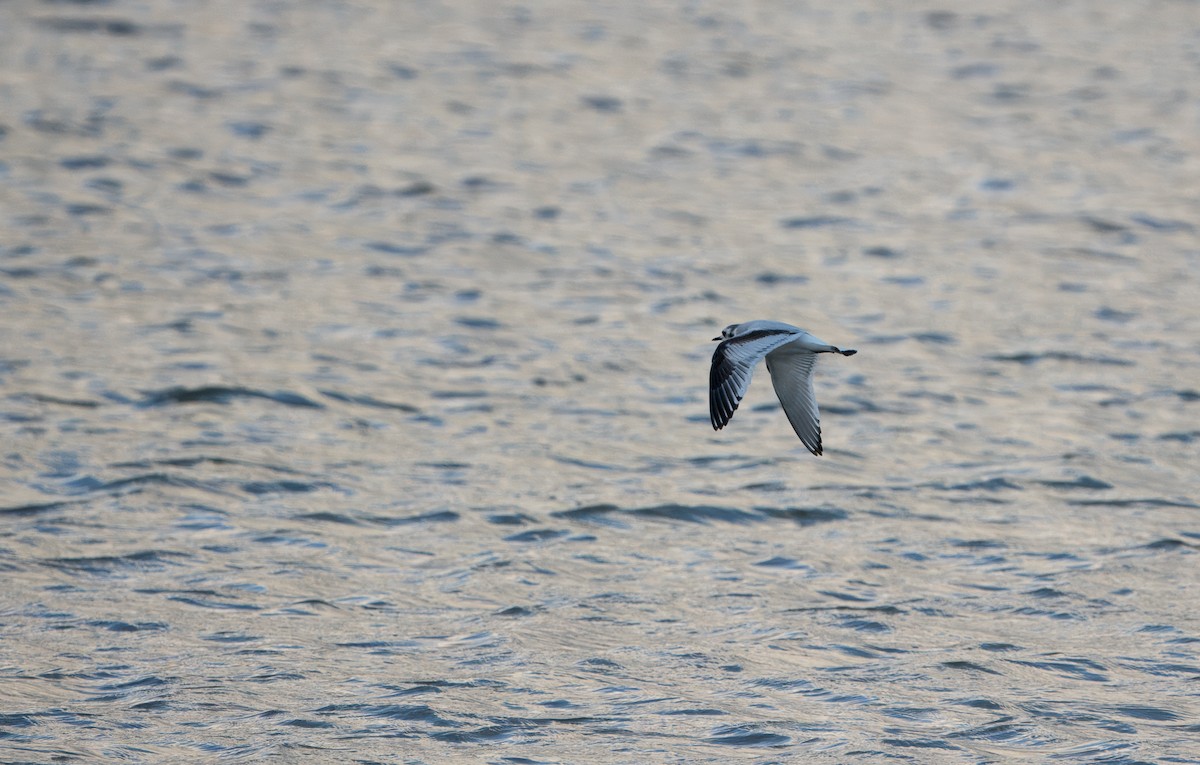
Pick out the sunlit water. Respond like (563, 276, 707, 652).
(1, 2, 1198, 763)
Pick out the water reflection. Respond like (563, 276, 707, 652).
(1, 0, 1198, 762)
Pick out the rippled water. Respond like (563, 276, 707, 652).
(2, 1, 1199, 762)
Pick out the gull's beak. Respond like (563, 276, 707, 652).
(712, 336, 721, 341)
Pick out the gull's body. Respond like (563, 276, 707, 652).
(709, 320, 857, 456)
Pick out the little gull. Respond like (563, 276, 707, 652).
(709, 320, 857, 456)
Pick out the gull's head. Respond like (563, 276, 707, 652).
(713, 323, 741, 341)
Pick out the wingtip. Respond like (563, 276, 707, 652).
(806, 425, 823, 456)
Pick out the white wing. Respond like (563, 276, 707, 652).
(764, 346, 823, 456)
(709, 329, 800, 431)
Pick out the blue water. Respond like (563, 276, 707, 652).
(1, 2, 1198, 763)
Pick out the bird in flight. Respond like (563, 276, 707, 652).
(709, 320, 857, 456)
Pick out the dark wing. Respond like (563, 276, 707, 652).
(709, 330, 799, 430)
(764, 347, 822, 455)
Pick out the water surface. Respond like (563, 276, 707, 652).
(1, 2, 1198, 762)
